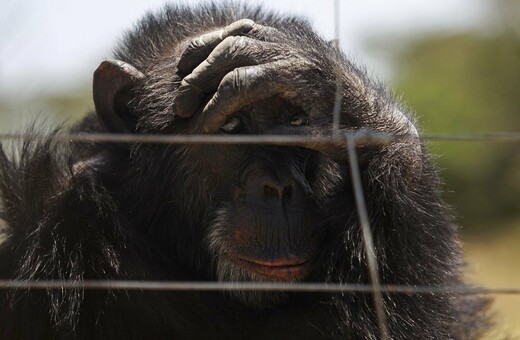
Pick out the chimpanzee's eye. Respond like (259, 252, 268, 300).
(289, 113, 308, 126)
(220, 115, 243, 133)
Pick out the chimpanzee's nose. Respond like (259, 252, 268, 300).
(262, 180, 293, 201)
(241, 172, 305, 207)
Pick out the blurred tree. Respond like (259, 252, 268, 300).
(393, 16, 520, 232)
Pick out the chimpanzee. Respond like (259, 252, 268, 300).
(0, 2, 488, 339)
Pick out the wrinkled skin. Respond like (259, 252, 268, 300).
(0, 4, 488, 340)
(176, 20, 333, 131)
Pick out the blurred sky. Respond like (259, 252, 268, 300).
(0, 0, 492, 99)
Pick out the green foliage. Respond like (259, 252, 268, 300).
(394, 33, 520, 232)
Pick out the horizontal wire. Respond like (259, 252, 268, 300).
(0, 280, 518, 295)
(0, 132, 387, 146)
(0, 132, 519, 145)
(421, 132, 520, 142)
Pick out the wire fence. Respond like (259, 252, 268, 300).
(0, 280, 519, 295)
(0, 129, 518, 340)
(0, 1, 519, 339)
(1, 131, 520, 144)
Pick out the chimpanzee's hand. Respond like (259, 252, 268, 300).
(174, 19, 334, 133)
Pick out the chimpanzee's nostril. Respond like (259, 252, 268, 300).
(283, 186, 292, 200)
(263, 182, 293, 200)
(263, 183, 281, 198)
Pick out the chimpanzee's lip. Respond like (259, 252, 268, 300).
(231, 256, 310, 280)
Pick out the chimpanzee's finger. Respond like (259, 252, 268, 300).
(175, 36, 281, 118)
(177, 19, 254, 75)
(200, 59, 308, 133)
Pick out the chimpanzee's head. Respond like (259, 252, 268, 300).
(93, 59, 347, 306)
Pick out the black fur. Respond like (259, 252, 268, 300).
(0, 2, 488, 339)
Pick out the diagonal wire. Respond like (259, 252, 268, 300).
(346, 133, 391, 340)
(333, 4, 389, 336)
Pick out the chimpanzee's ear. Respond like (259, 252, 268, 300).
(93, 60, 144, 133)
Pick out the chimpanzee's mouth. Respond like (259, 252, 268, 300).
(231, 256, 310, 280)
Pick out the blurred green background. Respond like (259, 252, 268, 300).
(391, 4, 520, 336)
(393, 26, 520, 233)
(381, 2, 520, 336)
(0, 0, 518, 337)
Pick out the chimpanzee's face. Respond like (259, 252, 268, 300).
(161, 98, 345, 305)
